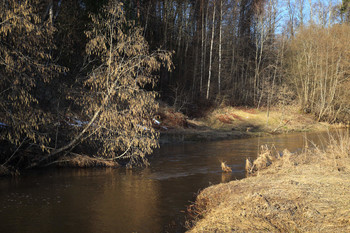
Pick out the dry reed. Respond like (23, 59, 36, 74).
(221, 161, 232, 173)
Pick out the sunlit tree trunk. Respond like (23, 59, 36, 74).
(218, 0, 223, 95)
(200, 0, 205, 93)
(229, 1, 238, 95)
(206, 2, 216, 99)
(203, 0, 210, 95)
(254, 8, 265, 107)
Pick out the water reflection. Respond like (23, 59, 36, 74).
(0, 129, 344, 233)
(221, 172, 233, 183)
(0, 169, 161, 233)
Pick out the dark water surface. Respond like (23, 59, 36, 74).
(0, 130, 340, 233)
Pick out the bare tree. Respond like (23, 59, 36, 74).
(286, 24, 350, 122)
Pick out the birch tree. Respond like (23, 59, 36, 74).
(206, 1, 216, 99)
(218, 0, 223, 95)
(200, 0, 205, 93)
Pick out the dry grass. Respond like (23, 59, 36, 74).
(218, 115, 235, 124)
(158, 104, 341, 144)
(188, 132, 350, 233)
(156, 105, 189, 129)
(221, 161, 232, 173)
(200, 105, 332, 133)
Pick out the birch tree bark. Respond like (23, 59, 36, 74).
(218, 0, 223, 95)
(200, 0, 205, 93)
(206, 1, 216, 99)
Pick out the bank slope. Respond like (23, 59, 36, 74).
(188, 135, 350, 232)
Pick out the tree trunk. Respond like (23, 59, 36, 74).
(203, 1, 210, 95)
(163, 0, 168, 47)
(200, 0, 205, 93)
(218, 0, 222, 95)
(308, 0, 313, 23)
(206, 2, 216, 100)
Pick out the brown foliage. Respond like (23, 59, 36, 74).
(156, 107, 189, 129)
(217, 115, 234, 124)
(0, 0, 172, 170)
(66, 1, 173, 166)
(0, 1, 64, 164)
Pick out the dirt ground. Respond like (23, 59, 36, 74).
(187, 133, 350, 232)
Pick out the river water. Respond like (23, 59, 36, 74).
(0, 130, 340, 233)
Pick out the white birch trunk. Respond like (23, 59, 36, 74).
(200, 0, 205, 93)
(218, 0, 222, 95)
(206, 2, 216, 99)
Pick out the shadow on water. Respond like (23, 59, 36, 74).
(0, 129, 345, 233)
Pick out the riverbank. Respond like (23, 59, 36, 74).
(158, 104, 340, 144)
(0, 104, 341, 176)
(187, 132, 350, 232)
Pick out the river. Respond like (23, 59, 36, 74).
(0, 130, 340, 233)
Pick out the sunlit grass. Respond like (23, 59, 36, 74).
(199, 105, 332, 133)
(188, 131, 350, 232)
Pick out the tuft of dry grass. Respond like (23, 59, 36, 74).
(156, 104, 189, 129)
(217, 115, 234, 124)
(245, 145, 293, 175)
(246, 145, 279, 174)
(230, 113, 244, 121)
(221, 161, 232, 173)
(188, 132, 350, 232)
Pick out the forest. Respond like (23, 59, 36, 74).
(0, 0, 350, 174)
